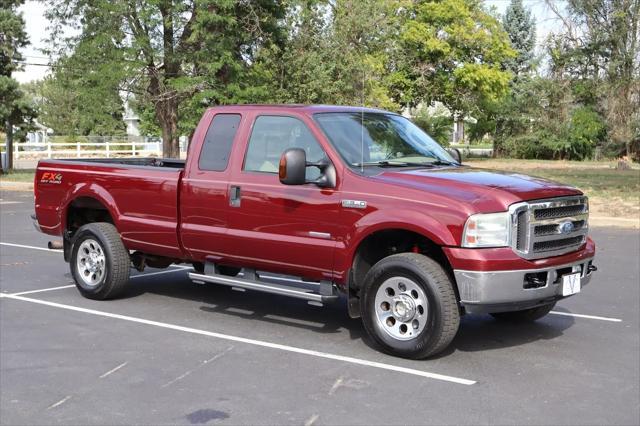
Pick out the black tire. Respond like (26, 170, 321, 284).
(70, 222, 130, 300)
(360, 253, 460, 359)
(490, 302, 556, 322)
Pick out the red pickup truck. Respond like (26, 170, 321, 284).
(33, 105, 596, 358)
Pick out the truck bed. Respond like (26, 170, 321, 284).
(51, 157, 186, 169)
(35, 157, 184, 259)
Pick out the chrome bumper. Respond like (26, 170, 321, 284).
(454, 257, 595, 314)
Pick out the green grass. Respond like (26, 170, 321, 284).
(466, 159, 639, 201)
(0, 169, 35, 182)
(518, 168, 639, 200)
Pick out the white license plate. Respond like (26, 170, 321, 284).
(562, 273, 581, 296)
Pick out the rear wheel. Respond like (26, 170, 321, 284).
(360, 253, 460, 359)
(490, 302, 556, 322)
(70, 222, 130, 300)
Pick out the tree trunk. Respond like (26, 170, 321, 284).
(5, 120, 14, 171)
(155, 98, 180, 159)
(453, 116, 465, 144)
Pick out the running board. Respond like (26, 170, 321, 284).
(188, 272, 339, 303)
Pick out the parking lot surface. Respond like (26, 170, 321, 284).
(1, 189, 639, 425)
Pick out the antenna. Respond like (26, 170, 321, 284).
(360, 66, 365, 173)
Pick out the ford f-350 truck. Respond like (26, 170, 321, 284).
(33, 105, 597, 358)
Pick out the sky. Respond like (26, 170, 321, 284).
(13, 0, 566, 84)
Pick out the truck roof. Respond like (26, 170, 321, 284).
(205, 104, 394, 114)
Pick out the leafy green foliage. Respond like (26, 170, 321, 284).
(0, 0, 37, 170)
(44, 0, 286, 157)
(501, 104, 606, 160)
(395, 0, 515, 118)
(412, 107, 452, 146)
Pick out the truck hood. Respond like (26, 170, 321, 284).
(371, 166, 582, 211)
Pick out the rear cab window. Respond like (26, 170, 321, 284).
(198, 114, 242, 171)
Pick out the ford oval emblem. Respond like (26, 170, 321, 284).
(559, 221, 575, 234)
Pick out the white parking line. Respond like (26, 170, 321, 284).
(4, 268, 189, 296)
(0, 242, 62, 253)
(99, 362, 128, 379)
(549, 311, 622, 322)
(8, 285, 76, 296)
(0, 293, 476, 386)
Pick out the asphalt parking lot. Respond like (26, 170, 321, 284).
(1, 189, 639, 425)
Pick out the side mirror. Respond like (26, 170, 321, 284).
(279, 148, 307, 185)
(279, 148, 336, 188)
(447, 147, 462, 164)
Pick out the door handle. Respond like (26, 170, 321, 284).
(229, 185, 241, 207)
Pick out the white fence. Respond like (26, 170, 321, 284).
(8, 138, 188, 169)
(13, 141, 164, 159)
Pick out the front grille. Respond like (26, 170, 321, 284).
(516, 211, 527, 250)
(534, 204, 586, 220)
(534, 220, 586, 236)
(511, 196, 589, 259)
(533, 235, 585, 252)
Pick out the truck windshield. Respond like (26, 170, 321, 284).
(314, 112, 456, 169)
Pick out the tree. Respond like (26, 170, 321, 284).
(256, 0, 400, 110)
(394, 0, 515, 143)
(0, 0, 36, 170)
(545, 0, 640, 156)
(502, 0, 536, 76)
(36, 57, 126, 137)
(45, 0, 286, 158)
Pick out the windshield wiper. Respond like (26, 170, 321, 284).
(352, 160, 457, 168)
(427, 159, 459, 166)
(352, 161, 422, 167)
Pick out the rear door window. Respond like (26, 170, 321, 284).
(198, 114, 242, 171)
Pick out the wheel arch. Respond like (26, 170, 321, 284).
(62, 184, 121, 235)
(342, 215, 460, 318)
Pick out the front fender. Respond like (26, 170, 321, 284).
(334, 208, 458, 282)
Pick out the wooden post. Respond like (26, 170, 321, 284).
(106, 141, 110, 158)
(47, 140, 52, 158)
(76, 141, 81, 158)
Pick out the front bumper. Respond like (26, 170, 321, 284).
(454, 257, 596, 314)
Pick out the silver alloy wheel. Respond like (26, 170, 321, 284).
(76, 239, 106, 287)
(374, 276, 428, 341)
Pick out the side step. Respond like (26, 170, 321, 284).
(188, 271, 339, 303)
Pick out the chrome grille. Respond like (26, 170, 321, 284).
(510, 196, 588, 259)
(534, 204, 585, 220)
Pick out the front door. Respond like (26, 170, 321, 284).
(226, 114, 342, 281)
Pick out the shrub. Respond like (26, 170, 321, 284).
(499, 107, 606, 160)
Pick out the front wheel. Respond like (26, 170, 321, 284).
(490, 302, 556, 322)
(70, 222, 130, 300)
(360, 253, 460, 359)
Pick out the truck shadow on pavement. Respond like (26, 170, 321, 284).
(122, 273, 575, 357)
(448, 313, 574, 355)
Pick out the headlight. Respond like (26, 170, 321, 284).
(462, 212, 511, 248)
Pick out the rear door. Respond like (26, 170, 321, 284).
(180, 111, 245, 261)
(225, 113, 342, 281)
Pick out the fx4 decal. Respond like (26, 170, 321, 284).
(40, 172, 63, 184)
